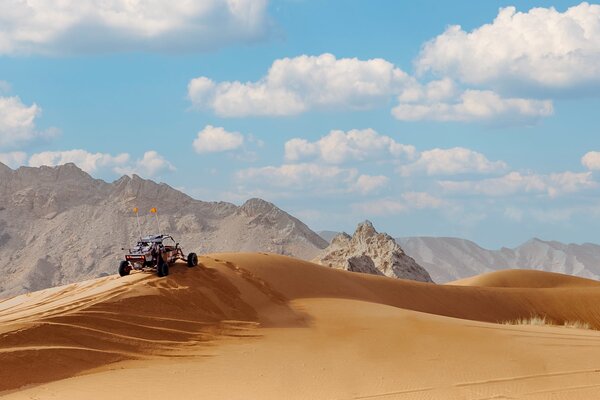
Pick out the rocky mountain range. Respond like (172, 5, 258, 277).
(314, 221, 433, 283)
(397, 237, 600, 283)
(4, 161, 600, 297)
(0, 162, 328, 297)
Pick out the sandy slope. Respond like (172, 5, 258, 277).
(448, 268, 600, 288)
(3, 253, 600, 399)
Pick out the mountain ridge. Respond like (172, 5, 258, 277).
(0, 162, 328, 297)
(397, 236, 600, 283)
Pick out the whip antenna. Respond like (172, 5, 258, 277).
(133, 207, 142, 240)
(150, 207, 161, 234)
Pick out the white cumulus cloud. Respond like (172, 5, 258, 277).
(582, 151, 600, 170)
(189, 52, 556, 123)
(439, 171, 596, 197)
(392, 89, 553, 123)
(236, 163, 388, 195)
(399, 147, 508, 176)
(193, 125, 245, 154)
(0, 0, 270, 55)
(397, 78, 458, 103)
(548, 171, 596, 197)
(0, 96, 58, 149)
(188, 53, 410, 117)
(416, 3, 600, 93)
(351, 174, 389, 195)
(284, 128, 416, 164)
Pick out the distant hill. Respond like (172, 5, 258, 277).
(317, 230, 339, 243)
(0, 162, 328, 297)
(397, 237, 600, 283)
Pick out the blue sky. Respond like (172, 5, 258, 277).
(1, 0, 600, 248)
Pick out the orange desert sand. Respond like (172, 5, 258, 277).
(2, 253, 600, 399)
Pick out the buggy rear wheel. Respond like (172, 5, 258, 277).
(187, 252, 198, 267)
(157, 257, 169, 277)
(119, 260, 131, 277)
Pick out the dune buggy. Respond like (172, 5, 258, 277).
(119, 234, 198, 277)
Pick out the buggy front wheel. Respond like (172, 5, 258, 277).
(187, 252, 198, 267)
(119, 260, 131, 277)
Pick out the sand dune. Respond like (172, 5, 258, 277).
(3, 253, 600, 399)
(448, 268, 600, 288)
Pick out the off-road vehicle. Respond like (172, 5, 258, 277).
(119, 234, 198, 277)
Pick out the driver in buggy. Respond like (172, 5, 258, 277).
(150, 241, 162, 263)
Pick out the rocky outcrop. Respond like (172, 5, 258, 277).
(314, 221, 433, 283)
(0, 163, 328, 297)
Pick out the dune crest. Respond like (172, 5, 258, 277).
(448, 268, 600, 288)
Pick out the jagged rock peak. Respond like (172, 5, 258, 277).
(2, 163, 107, 195)
(355, 219, 375, 234)
(110, 173, 191, 198)
(314, 221, 434, 283)
(354, 220, 399, 246)
(53, 162, 80, 171)
(330, 232, 352, 247)
(236, 198, 328, 250)
(112, 173, 160, 187)
(238, 198, 280, 217)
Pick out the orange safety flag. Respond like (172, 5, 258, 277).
(133, 207, 139, 213)
(150, 207, 157, 213)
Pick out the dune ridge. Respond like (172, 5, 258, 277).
(3, 253, 600, 399)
